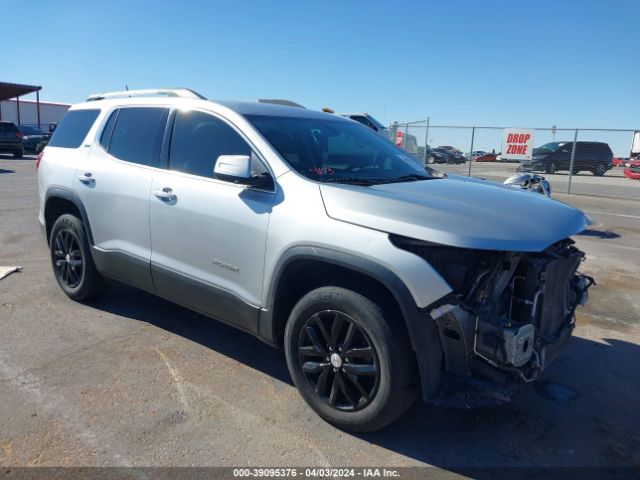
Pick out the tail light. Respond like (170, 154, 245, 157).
(36, 151, 44, 169)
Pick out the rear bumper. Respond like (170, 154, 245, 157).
(0, 142, 23, 152)
(23, 139, 42, 152)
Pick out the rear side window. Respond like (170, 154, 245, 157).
(48, 109, 100, 148)
(107, 107, 168, 167)
(169, 110, 252, 178)
(0, 123, 18, 133)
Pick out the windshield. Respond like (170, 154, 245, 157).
(536, 142, 567, 153)
(246, 115, 437, 184)
(18, 126, 43, 135)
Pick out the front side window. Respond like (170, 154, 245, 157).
(366, 115, 387, 131)
(99, 109, 119, 150)
(107, 107, 168, 167)
(351, 116, 376, 130)
(246, 115, 437, 184)
(169, 110, 254, 178)
(48, 109, 100, 148)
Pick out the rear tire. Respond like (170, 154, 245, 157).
(284, 286, 417, 432)
(592, 164, 607, 176)
(545, 162, 557, 174)
(50, 214, 104, 301)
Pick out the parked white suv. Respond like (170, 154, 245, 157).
(38, 88, 593, 431)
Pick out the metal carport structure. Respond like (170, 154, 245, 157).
(0, 81, 43, 128)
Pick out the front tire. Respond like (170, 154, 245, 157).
(284, 287, 417, 432)
(50, 214, 104, 301)
(545, 162, 557, 174)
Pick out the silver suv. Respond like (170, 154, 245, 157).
(38, 88, 593, 432)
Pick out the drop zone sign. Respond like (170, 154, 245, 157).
(502, 129, 534, 161)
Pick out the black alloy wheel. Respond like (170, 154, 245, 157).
(298, 310, 380, 412)
(49, 214, 104, 301)
(53, 229, 84, 288)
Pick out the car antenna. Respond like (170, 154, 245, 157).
(125, 84, 130, 97)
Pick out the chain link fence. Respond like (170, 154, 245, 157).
(389, 121, 640, 200)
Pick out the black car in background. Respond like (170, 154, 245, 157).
(17, 125, 49, 154)
(0, 121, 24, 158)
(426, 146, 466, 164)
(519, 141, 613, 176)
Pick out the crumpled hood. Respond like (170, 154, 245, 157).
(319, 176, 591, 252)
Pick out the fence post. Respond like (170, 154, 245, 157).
(403, 123, 409, 150)
(424, 117, 430, 163)
(467, 127, 475, 177)
(567, 129, 578, 195)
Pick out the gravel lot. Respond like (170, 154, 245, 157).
(1, 154, 638, 476)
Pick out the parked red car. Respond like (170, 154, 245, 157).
(613, 157, 629, 167)
(475, 152, 499, 162)
(623, 158, 640, 179)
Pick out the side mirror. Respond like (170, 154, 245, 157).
(214, 154, 273, 189)
(214, 155, 252, 179)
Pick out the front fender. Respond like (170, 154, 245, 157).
(260, 244, 451, 400)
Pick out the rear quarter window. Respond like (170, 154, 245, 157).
(47, 109, 100, 148)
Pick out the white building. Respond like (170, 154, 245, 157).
(0, 81, 70, 131)
(0, 98, 70, 130)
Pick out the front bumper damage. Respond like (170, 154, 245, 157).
(395, 236, 594, 407)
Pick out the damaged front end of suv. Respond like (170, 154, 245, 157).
(392, 235, 595, 407)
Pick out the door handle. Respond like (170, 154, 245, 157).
(77, 172, 95, 185)
(153, 187, 176, 201)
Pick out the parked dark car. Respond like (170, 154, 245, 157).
(438, 145, 463, 154)
(17, 125, 49, 154)
(426, 146, 466, 164)
(519, 141, 613, 176)
(0, 121, 24, 158)
(612, 156, 629, 167)
(623, 158, 640, 180)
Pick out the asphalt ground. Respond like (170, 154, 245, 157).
(1, 154, 638, 477)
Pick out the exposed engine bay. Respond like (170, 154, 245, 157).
(392, 236, 594, 404)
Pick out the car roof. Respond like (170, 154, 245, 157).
(551, 141, 608, 145)
(216, 100, 349, 121)
(71, 96, 349, 123)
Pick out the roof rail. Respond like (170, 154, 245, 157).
(257, 99, 306, 109)
(86, 88, 207, 102)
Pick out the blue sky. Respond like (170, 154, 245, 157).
(3, 0, 639, 129)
